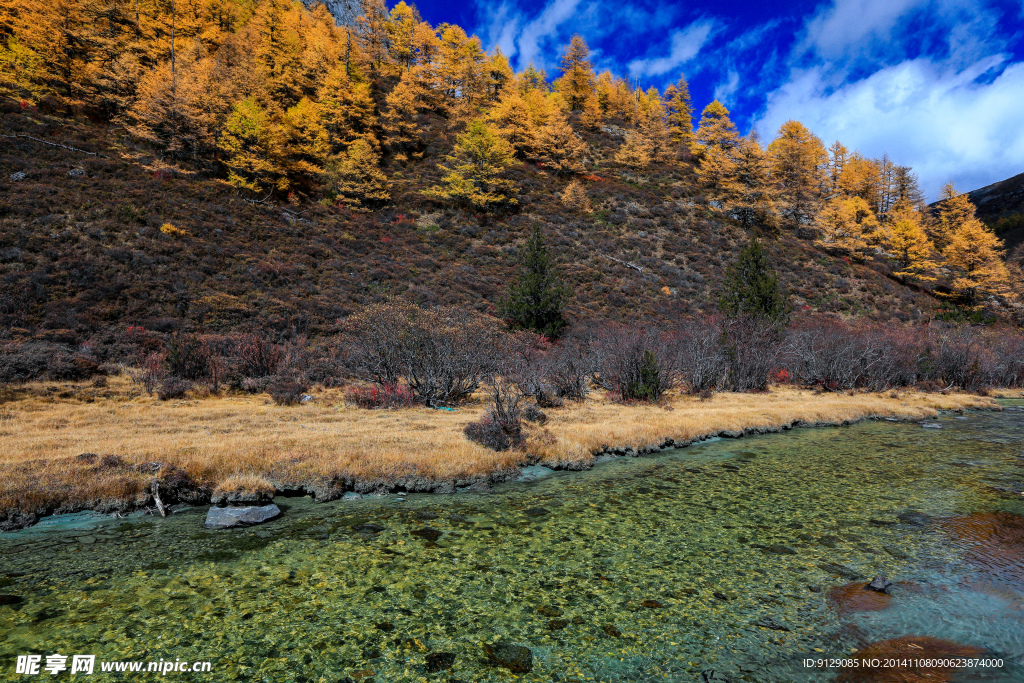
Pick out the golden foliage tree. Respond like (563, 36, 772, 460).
(733, 134, 779, 232)
(381, 69, 425, 160)
(944, 217, 1014, 304)
(614, 130, 652, 171)
(933, 181, 976, 253)
(768, 120, 827, 228)
(533, 109, 587, 175)
(317, 65, 377, 154)
(561, 178, 591, 213)
(331, 138, 390, 210)
(488, 85, 536, 157)
(425, 119, 518, 210)
(815, 196, 880, 259)
(692, 100, 740, 205)
(884, 202, 936, 283)
(218, 96, 288, 194)
(556, 34, 596, 111)
(663, 74, 694, 145)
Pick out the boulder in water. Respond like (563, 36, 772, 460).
(867, 575, 892, 592)
(204, 504, 280, 529)
(483, 642, 532, 673)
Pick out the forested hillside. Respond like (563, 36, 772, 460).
(0, 0, 1020, 340)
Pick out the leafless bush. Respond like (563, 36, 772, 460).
(157, 377, 191, 400)
(130, 352, 166, 395)
(343, 302, 504, 406)
(984, 329, 1024, 387)
(595, 324, 680, 401)
(722, 314, 779, 392)
(522, 404, 548, 424)
(546, 328, 596, 401)
(269, 378, 307, 406)
(785, 317, 867, 390)
(164, 332, 211, 380)
(676, 316, 727, 394)
(234, 331, 283, 378)
(464, 381, 524, 451)
(929, 325, 984, 390)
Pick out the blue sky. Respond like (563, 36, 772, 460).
(410, 0, 1024, 200)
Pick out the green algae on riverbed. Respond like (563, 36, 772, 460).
(1, 406, 1022, 682)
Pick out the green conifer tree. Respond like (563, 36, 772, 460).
(500, 225, 571, 337)
(719, 238, 787, 321)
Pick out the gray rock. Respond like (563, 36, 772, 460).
(9, 171, 26, 182)
(921, 422, 943, 429)
(342, 492, 363, 501)
(204, 504, 281, 529)
(68, 168, 85, 177)
(299, 394, 314, 403)
(867, 575, 892, 592)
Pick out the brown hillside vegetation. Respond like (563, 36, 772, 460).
(1, 0, 1021, 340)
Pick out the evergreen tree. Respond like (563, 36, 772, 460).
(500, 225, 571, 337)
(719, 238, 787, 321)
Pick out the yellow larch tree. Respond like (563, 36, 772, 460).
(663, 74, 694, 146)
(692, 100, 740, 207)
(425, 119, 518, 210)
(533, 107, 587, 175)
(932, 181, 976, 253)
(944, 217, 1014, 304)
(555, 34, 596, 111)
(331, 138, 390, 210)
(733, 133, 779, 232)
(883, 201, 936, 283)
(815, 196, 880, 259)
(768, 120, 827, 228)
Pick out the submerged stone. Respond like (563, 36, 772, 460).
(0, 595, 24, 606)
(867, 575, 892, 592)
(753, 616, 790, 631)
(425, 652, 456, 672)
(410, 527, 441, 542)
(354, 523, 385, 533)
(203, 504, 281, 529)
(483, 642, 532, 672)
(828, 581, 893, 615)
(818, 562, 863, 580)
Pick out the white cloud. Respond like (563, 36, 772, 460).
(755, 57, 1024, 200)
(626, 19, 718, 78)
(713, 70, 740, 104)
(480, 3, 523, 61)
(513, 0, 583, 70)
(798, 0, 923, 62)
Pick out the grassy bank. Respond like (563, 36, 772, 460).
(0, 376, 999, 529)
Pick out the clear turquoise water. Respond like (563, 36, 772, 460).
(1, 402, 1022, 682)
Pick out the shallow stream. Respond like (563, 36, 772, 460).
(2, 402, 1023, 682)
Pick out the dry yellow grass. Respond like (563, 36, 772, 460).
(0, 375, 999, 523)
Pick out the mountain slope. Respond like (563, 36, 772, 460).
(0, 109, 967, 339)
(968, 171, 1024, 254)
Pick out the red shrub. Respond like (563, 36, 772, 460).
(346, 383, 415, 409)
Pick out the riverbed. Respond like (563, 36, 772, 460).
(2, 402, 1022, 682)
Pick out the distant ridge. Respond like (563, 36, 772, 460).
(968, 171, 1024, 218)
(967, 171, 1024, 254)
